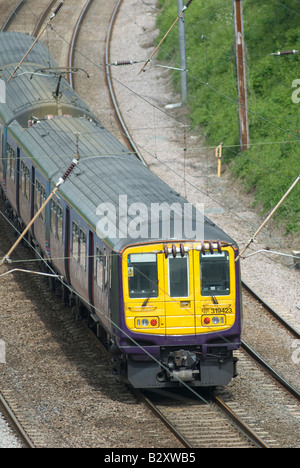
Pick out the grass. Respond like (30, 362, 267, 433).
(156, 0, 300, 233)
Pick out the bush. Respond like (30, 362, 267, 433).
(156, 0, 300, 232)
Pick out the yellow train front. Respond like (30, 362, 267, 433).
(116, 240, 242, 388)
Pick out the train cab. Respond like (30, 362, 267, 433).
(121, 241, 241, 388)
(123, 242, 238, 337)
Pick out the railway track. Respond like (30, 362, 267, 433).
(0, 0, 182, 449)
(0, 391, 34, 448)
(138, 326, 300, 449)
(102, 0, 300, 449)
(243, 280, 300, 339)
(242, 283, 300, 395)
(141, 390, 258, 449)
(138, 337, 300, 449)
(0, 0, 299, 449)
(0, 0, 54, 34)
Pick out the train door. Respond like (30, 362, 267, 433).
(1, 128, 7, 194)
(0, 126, 4, 185)
(30, 165, 35, 237)
(163, 248, 196, 336)
(64, 206, 71, 283)
(16, 148, 20, 215)
(88, 231, 94, 309)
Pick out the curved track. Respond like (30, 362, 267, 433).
(101, 0, 300, 449)
(105, 0, 146, 165)
(0, 0, 155, 449)
(1, 0, 26, 31)
(0, 391, 34, 448)
(101, 1, 299, 448)
(69, 7, 300, 442)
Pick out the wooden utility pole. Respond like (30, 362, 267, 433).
(233, 0, 250, 151)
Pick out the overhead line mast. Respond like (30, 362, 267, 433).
(138, 0, 194, 75)
(233, 0, 250, 152)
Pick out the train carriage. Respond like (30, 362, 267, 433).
(0, 32, 242, 388)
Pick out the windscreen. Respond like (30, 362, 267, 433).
(128, 253, 158, 299)
(200, 252, 230, 296)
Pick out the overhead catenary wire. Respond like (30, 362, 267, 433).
(273, 0, 300, 17)
(0, 133, 80, 265)
(7, 1, 64, 82)
(4, 0, 299, 257)
(2, 26, 297, 257)
(45, 4, 300, 152)
(236, 174, 300, 262)
(0, 1, 296, 400)
(0, 206, 215, 405)
(243, 250, 300, 261)
(0, 269, 63, 280)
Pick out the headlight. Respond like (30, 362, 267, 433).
(135, 317, 159, 328)
(202, 315, 226, 326)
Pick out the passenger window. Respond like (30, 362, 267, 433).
(35, 180, 41, 212)
(128, 253, 158, 299)
(50, 200, 63, 243)
(96, 248, 104, 289)
(25, 166, 30, 200)
(168, 255, 189, 298)
(57, 205, 63, 242)
(20, 161, 30, 200)
(72, 222, 79, 261)
(200, 252, 230, 296)
(7, 143, 15, 181)
(50, 200, 56, 234)
(20, 161, 25, 195)
(35, 180, 46, 220)
(79, 229, 86, 269)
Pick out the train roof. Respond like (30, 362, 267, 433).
(1, 32, 236, 252)
(9, 116, 236, 251)
(0, 32, 93, 126)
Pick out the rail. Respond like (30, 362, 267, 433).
(0, 392, 35, 448)
(105, 0, 147, 165)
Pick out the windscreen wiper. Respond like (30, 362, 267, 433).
(142, 280, 159, 308)
(203, 280, 219, 305)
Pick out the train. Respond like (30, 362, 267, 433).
(0, 32, 242, 388)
